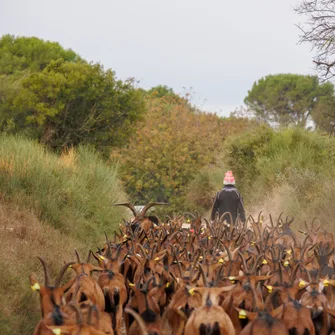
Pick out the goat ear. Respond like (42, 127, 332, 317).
(235, 307, 257, 321)
(254, 275, 274, 282)
(127, 280, 136, 290)
(29, 274, 41, 291)
(46, 325, 74, 333)
(219, 285, 236, 293)
(326, 279, 335, 287)
(90, 265, 105, 272)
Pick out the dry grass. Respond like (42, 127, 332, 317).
(0, 196, 95, 334)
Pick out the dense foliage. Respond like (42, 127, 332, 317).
(112, 96, 257, 213)
(0, 34, 81, 75)
(0, 35, 145, 153)
(244, 74, 334, 127)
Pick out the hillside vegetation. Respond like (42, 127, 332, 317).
(205, 126, 335, 230)
(0, 135, 130, 334)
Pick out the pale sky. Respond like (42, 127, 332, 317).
(1, 0, 316, 116)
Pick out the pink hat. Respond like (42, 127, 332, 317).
(223, 170, 235, 185)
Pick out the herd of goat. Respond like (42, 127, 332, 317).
(30, 202, 335, 335)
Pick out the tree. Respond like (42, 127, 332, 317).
(295, 0, 335, 81)
(244, 74, 334, 127)
(111, 96, 228, 213)
(312, 96, 335, 134)
(1, 59, 145, 152)
(0, 34, 81, 75)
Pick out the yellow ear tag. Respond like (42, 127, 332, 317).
(154, 257, 160, 261)
(299, 280, 306, 287)
(229, 276, 236, 283)
(324, 279, 329, 287)
(286, 249, 292, 255)
(208, 236, 212, 240)
(99, 255, 105, 260)
(166, 282, 170, 288)
(239, 310, 247, 319)
(187, 219, 190, 223)
(283, 261, 289, 267)
(262, 259, 268, 265)
(31, 282, 40, 291)
(123, 234, 127, 239)
(129, 282, 135, 287)
(251, 241, 256, 246)
(188, 288, 195, 295)
(218, 258, 224, 264)
(266, 285, 273, 293)
(199, 256, 203, 261)
(52, 329, 62, 335)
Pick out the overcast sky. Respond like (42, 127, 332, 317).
(1, 0, 316, 116)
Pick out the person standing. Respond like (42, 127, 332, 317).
(210, 170, 246, 224)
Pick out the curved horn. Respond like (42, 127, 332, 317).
(113, 203, 138, 217)
(219, 211, 233, 225)
(37, 257, 51, 287)
(115, 244, 123, 259)
(199, 263, 209, 287)
(69, 303, 83, 325)
(151, 243, 158, 259)
(125, 308, 148, 335)
(190, 249, 202, 280)
(86, 250, 92, 263)
(137, 244, 148, 259)
(239, 251, 249, 275)
(257, 211, 263, 223)
(55, 262, 75, 288)
(87, 304, 99, 326)
(139, 202, 169, 217)
(74, 249, 81, 263)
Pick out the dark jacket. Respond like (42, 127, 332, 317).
(210, 185, 246, 224)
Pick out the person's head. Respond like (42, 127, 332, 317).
(223, 170, 235, 185)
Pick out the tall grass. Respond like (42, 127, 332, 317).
(0, 134, 130, 334)
(0, 134, 129, 243)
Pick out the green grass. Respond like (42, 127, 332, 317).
(0, 134, 129, 243)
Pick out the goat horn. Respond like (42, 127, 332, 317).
(69, 303, 83, 325)
(87, 304, 99, 326)
(37, 257, 51, 287)
(86, 250, 92, 263)
(74, 249, 81, 263)
(125, 308, 148, 335)
(55, 262, 75, 288)
(113, 203, 138, 217)
(139, 202, 169, 217)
